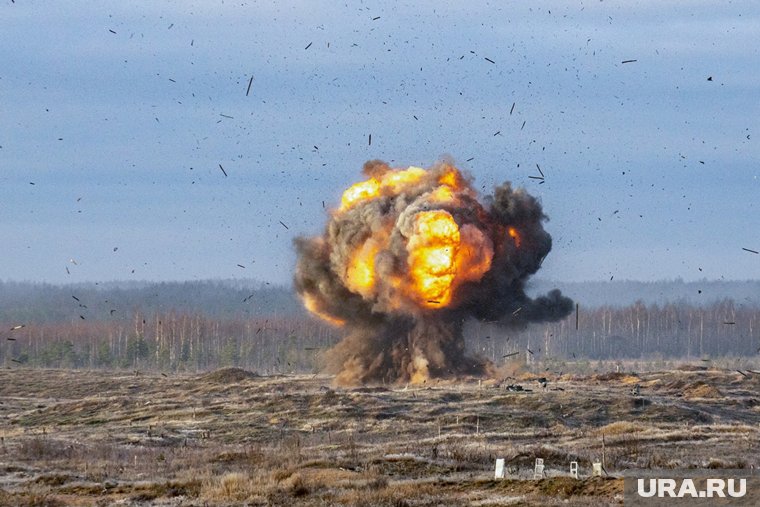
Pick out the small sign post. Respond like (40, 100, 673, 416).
(494, 458, 505, 479)
(534, 458, 545, 479)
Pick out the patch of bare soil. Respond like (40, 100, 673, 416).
(682, 381, 722, 399)
(199, 367, 259, 383)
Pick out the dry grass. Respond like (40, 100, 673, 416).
(594, 421, 647, 436)
(0, 366, 758, 505)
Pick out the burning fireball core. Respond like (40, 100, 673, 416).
(294, 160, 573, 385)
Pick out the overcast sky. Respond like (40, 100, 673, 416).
(2, 0, 759, 285)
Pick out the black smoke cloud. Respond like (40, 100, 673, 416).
(294, 160, 573, 384)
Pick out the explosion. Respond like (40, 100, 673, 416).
(295, 160, 573, 385)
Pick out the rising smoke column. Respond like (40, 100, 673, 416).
(295, 160, 573, 385)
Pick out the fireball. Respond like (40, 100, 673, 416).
(294, 160, 573, 385)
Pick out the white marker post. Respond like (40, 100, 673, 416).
(570, 461, 579, 479)
(534, 458, 545, 479)
(494, 458, 505, 479)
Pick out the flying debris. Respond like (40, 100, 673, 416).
(294, 160, 573, 385)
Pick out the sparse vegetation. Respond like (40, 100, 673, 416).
(0, 367, 758, 505)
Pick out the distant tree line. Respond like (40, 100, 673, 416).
(531, 279, 760, 308)
(1, 298, 758, 373)
(467, 299, 759, 364)
(3, 278, 759, 324)
(2, 312, 336, 373)
(0, 279, 302, 324)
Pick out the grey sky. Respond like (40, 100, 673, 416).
(1, 0, 758, 285)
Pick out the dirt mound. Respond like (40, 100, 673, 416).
(683, 381, 722, 399)
(200, 367, 259, 383)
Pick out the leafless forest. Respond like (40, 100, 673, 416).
(1, 280, 758, 374)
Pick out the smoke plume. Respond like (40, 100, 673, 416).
(295, 160, 573, 385)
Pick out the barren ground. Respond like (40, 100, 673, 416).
(1, 366, 759, 506)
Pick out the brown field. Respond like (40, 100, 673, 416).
(1, 366, 759, 506)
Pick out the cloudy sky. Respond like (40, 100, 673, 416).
(2, 0, 758, 285)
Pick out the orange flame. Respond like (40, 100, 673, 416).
(508, 227, 521, 248)
(346, 239, 380, 297)
(307, 164, 495, 324)
(340, 178, 381, 210)
(339, 166, 427, 211)
(408, 210, 459, 306)
(437, 165, 460, 188)
(407, 211, 493, 308)
(382, 166, 426, 194)
(428, 184, 456, 204)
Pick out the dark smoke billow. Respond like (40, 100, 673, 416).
(294, 160, 573, 385)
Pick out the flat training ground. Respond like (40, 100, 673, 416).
(1, 367, 758, 506)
